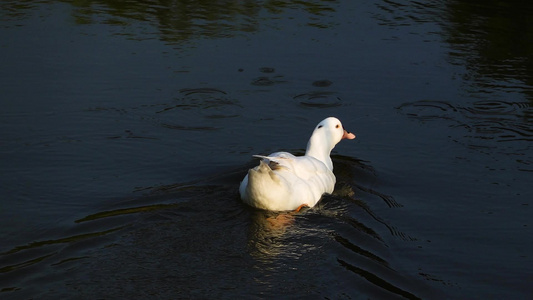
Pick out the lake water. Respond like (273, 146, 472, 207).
(1, 0, 532, 298)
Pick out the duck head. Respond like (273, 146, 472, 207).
(305, 117, 355, 170)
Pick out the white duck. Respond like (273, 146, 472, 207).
(239, 117, 356, 211)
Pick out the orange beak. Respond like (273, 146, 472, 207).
(342, 130, 356, 140)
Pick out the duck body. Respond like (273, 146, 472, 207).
(239, 152, 335, 211)
(239, 117, 355, 211)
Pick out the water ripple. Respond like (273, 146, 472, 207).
(337, 258, 422, 300)
(154, 87, 242, 129)
(293, 91, 343, 107)
(398, 99, 532, 170)
(0, 156, 432, 298)
(398, 100, 533, 141)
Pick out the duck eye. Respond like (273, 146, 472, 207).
(318, 125, 323, 129)
(335, 124, 340, 128)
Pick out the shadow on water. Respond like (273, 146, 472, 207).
(0, 157, 439, 299)
(442, 0, 533, 100)
(376, 0, 533, 104)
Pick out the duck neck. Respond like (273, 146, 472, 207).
(305, 137, 334, 171)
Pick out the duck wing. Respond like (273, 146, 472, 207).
(253, 152, 332, 182)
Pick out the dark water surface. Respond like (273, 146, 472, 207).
(1, 0, 532, 298)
